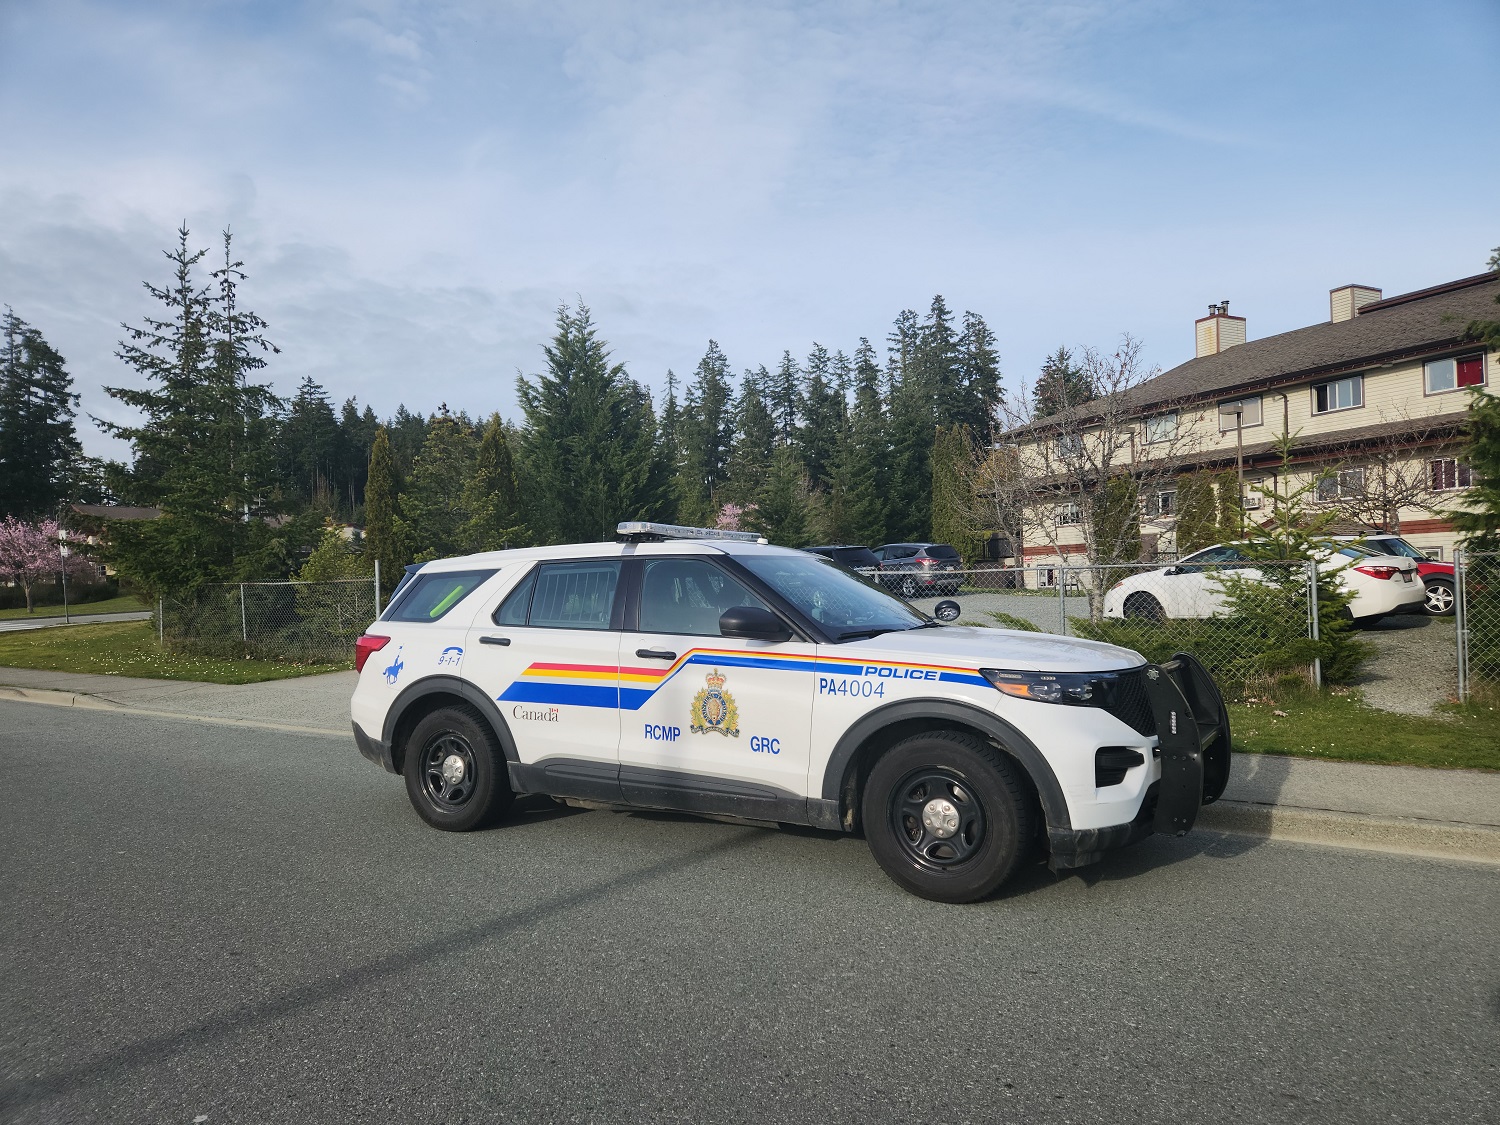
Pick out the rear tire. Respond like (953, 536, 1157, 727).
(861, 730, 1035, 903)
(1423, 580, 1455, 617)
(1123, 592, 1166, 622)
(900, 576, 919, 598)
(403, 705, 512, 831)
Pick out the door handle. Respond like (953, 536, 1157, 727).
(480, 636, 511, 646)
(635, 648, 677, 660)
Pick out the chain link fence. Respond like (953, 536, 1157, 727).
(881, 561, 1322, 698)
(159, 578, 379, 665)
(1457, 549, 1500, 701)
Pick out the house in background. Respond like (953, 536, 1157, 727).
(1008, 270, 1497, 575)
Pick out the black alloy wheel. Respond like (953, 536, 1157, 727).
(1423, 580, 1455, 617)
(861, 730, 1035, 903)
(403, 705, 512, 831)
(900, 575, 919, 598)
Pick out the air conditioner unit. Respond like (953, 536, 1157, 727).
(1243, 495, 1263, 510)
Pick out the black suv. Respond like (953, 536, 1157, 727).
(803, 545, 880, 576)
(874, 543, 963, 597)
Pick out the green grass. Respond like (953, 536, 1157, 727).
(1231, 691, 1500, 771)
(0, 594, 148, 621)
(0, 621, 348, 684)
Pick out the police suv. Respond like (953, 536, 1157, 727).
(351, 523, 1230, 903)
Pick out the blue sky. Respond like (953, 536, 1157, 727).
(2, 0, 1496, 459)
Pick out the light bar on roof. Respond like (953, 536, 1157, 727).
(616, 521, 766, 543)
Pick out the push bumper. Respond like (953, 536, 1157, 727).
(1048, 651, 1232, 871)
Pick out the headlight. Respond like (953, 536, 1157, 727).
(980, 668, 1104, 705)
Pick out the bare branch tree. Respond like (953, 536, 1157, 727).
(1318, 408, 1464, 533)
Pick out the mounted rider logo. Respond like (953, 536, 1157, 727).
(383, 647, 405, 685)
(689, 668, 739, 737)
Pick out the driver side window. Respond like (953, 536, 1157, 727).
(638, 559, 768, 636)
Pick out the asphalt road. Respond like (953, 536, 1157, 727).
(2, 702, 1497, 1124)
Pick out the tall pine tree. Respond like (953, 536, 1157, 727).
(364, 426, 404, 590)
(799, 342, 845, 490)
(676, 341, 735, 525)
(0, 309, 82, 520)
(1033, 347, 1095, 419)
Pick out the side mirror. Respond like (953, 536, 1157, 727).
(932, 599, 961, 623)
(1163, 566, 1180, 576)
(719, 605, 792, 641)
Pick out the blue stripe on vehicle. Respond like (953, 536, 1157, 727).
(497, 683, 620, 708)
(938, 671, 991, 687)
(618, 687, 655, 711)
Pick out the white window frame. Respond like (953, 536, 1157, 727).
(1217, 396, 1263, 432)
(1055, 501, 1081, 527)
(1424, 353, 1487, 395)
(1429, 457, 1473, 492)
(1424, 547, 1444, 560)
(1315, 467, 1365, 502)
(1312, 375, 1363, 415)
(1155, 490, 1176, 516)
(1144, 411, 1179, 444)
(1053, 432, 1083, 460)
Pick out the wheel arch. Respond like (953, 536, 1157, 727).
(381, 675, 519, 775)
(819, 699, 1071, 834)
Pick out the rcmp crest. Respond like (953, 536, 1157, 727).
(689, 668, 740, 737)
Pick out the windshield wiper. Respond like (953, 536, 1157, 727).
(836, 627, 900, 641)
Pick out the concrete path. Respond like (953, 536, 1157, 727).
(0, 610, 153, 633)
(1, 662, 1496, 863)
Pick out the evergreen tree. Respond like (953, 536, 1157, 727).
(100, 225, 282, 591)
(461, 413, 528, 550)
(336, 398, 379, 516)
(516, 303, 669, 543)
(837, 338, 888, 545)
(956, 310, 1002, 436)
(387, 404, 427, 479)
(657, 369, 683, 520)
(1173, 473, 1219, 554)
(1033, 347, 1095, 419)
(364, 426, 403, 590)
(884, 308, 933, 542)
(1091, 475, 1141, 563)
(1216, 470, 1244, 539)
(767, 350, 802, 447)
(1450, 386, 1500, 549)
(930, 424, 979, 559)
(0, 309, 82, 520)
(395, 411, 478, 562)
(676, 341, 735, 525)
(799, 342, 845, 489)
(278, 375, 340, 507)
(725, 366, 775, 507)
(917, 294, 962, 427)
(750, 444, 809, 546)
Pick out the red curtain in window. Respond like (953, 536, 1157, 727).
(1457, 356, 1484, 388)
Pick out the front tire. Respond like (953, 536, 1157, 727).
(900, 575, 919, 598)
(1423, 580, 1455, 617)
(403, 705, 512, 831)
(1123, 592, 1166, 622)
(861, 730, 1036, 903)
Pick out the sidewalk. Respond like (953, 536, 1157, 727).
(2, 664, 1496, 863)
(0, 610, 153, 633)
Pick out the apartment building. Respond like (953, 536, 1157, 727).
(1005, 270, 1497, 573)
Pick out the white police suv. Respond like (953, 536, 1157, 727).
(351, 523, 1230, 902)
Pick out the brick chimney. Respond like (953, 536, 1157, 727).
(1195, 300, 1246, 358)
(1329, 284, 1381, 323)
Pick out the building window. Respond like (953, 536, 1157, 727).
(1312, 375, 1363, 414)
(1055, 502, 1081, 526)
(1155, 490, 1176, 516)
(1430, 458, 1473, 491)
(1144, 412, 1178, 444)
(1425, 353, 1485, 394)
(1218, 396, 1263, 431)
(1053, 433, 1083, 459)
(1424, 547, 1444, 561)
(1315, 467, 1365, 501)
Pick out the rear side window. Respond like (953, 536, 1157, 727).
(386, 570, 497, 622)
(925, 545, 961, 560)
(835, 548, 879, 569)
(492, 568, 537, 625)
(526, 561, 622, 630)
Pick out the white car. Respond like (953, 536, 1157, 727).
(351, 522, 1230, 903)
(1102, 542, 1426, 623)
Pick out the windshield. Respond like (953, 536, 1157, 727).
(1370, 538, 1425, 559)
(736, 554, 927, 640)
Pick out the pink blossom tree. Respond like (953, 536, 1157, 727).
(0, 517, 89, 613)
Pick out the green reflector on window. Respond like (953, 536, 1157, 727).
(429, 584, 467, 618)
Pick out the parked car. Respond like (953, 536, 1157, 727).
(1102, 541, 1426, 623)
(802, 544, 880, 576)
(1333, 534, 1455, 616)
(873, 543, 963, 597)
(350, 520, 1230, 903)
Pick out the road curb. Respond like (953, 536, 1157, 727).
(1199, 800, 1500, 866)
(0, 685, 346, 738)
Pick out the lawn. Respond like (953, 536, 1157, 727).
(1230, 691, 1500, 771)
(0, 594, 148, 621)
(0, 620, 348, 684)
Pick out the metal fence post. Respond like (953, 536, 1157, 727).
(240, 583, 249, 647)
(1306, 561, 1322, 690)
(1057, 566, 1068, 634)
(157, 595, 164, 645)
(374, 559, 381, 617)
(1455, 549, 1468, 702)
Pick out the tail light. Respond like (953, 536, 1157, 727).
(918, 557, 933, 566)
(1354, 565, 1400, 580)
(355, 634, 391, 672)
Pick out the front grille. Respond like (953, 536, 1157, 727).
(1104, 668, 1157, 737)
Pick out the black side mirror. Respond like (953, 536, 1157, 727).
(1163, 566, 1180, 576)
(719, 605, 792, 641)
(932, 599, 961, 623)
